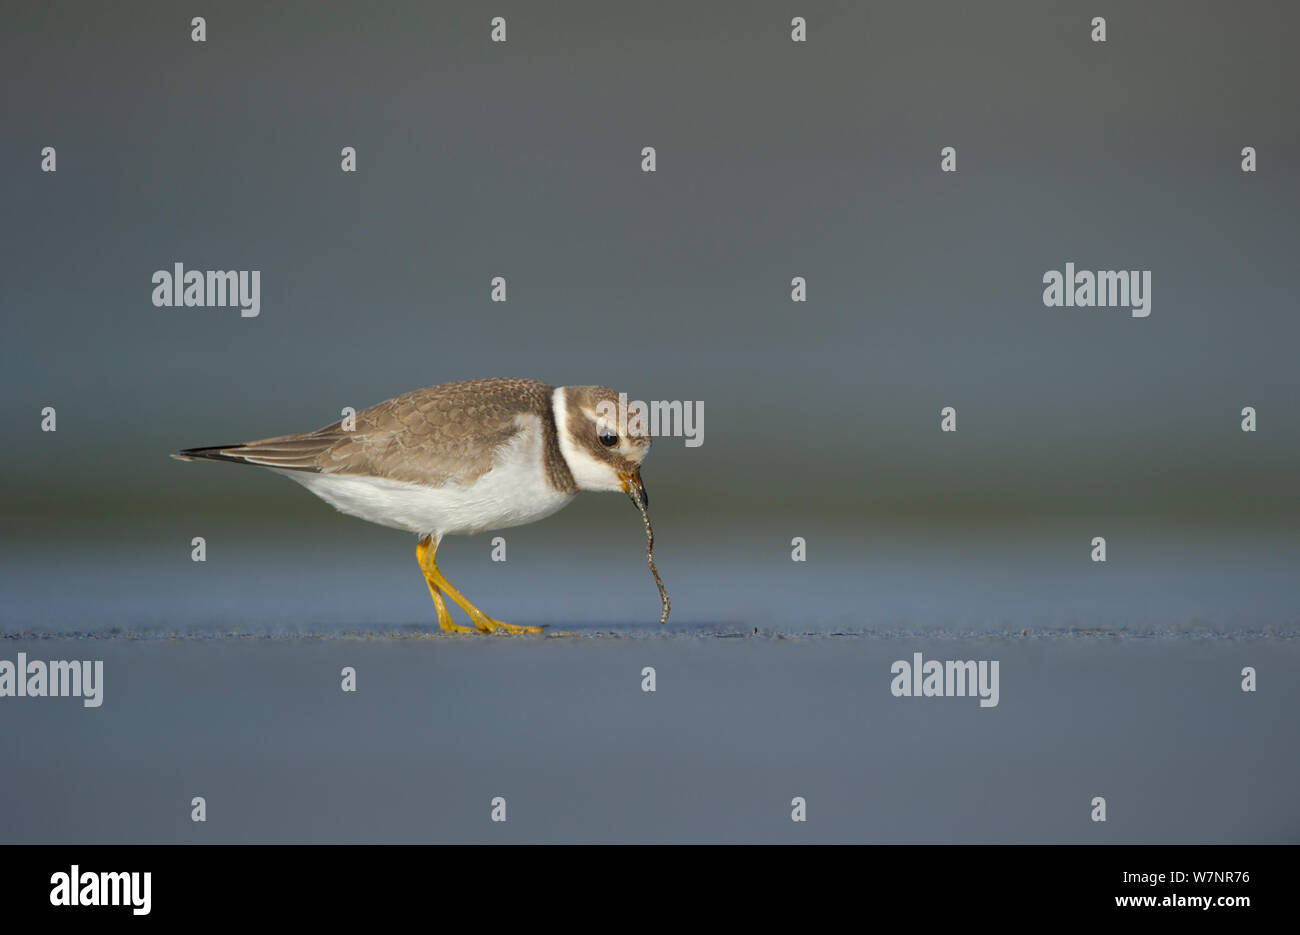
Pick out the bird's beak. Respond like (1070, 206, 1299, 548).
(619, 468, 648, 509)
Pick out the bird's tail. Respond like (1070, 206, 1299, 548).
(171, 445, 258, 466)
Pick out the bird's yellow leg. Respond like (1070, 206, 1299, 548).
(416, 536, 474, 633)
(417, 536, 542, 635)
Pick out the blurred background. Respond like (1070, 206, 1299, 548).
(2, 0, 1297, 633)
(1, 0, 1298, 847)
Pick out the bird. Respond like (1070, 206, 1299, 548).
(174, 378, 652, 634)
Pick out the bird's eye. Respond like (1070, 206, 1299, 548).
(599, 431, 618, 447)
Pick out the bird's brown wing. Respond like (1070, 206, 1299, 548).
(174, 378, 555, 488)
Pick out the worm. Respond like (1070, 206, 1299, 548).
(635, 494, 670, 625)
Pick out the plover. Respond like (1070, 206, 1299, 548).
(174, 378, 653, 634)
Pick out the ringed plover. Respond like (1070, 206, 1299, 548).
(174, 378, 654, 634)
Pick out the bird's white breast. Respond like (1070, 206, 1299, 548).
(281, 414, 575, 538)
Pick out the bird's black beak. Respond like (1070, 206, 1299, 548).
(620, 468, 648, 509)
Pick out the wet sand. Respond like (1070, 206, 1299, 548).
(2, 630, 1295, 843)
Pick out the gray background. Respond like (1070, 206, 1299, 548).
(1, 1, 1297, 842)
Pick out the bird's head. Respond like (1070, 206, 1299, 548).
(553, 385, 652, 507)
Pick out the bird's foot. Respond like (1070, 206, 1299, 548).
(429, 586, 474, 633)
(471, 614, 544, 635)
